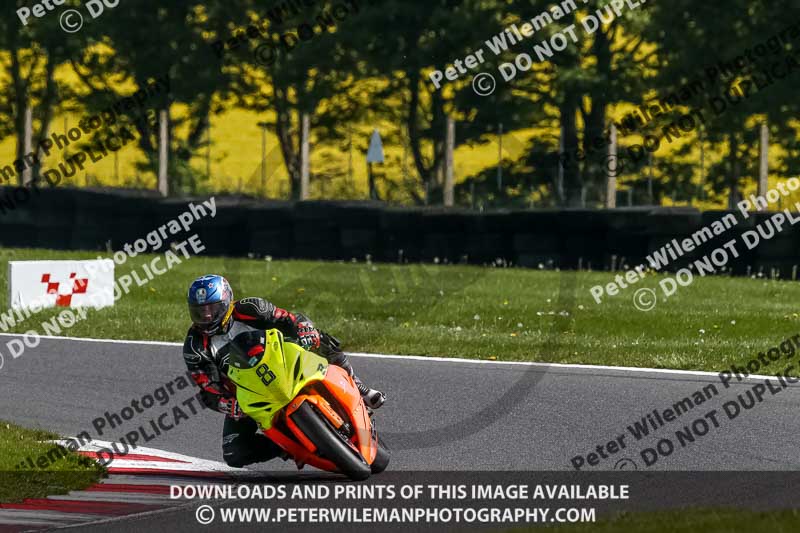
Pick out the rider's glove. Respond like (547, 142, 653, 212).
(197, 389, 221, 411)
(218, 396, 244, 420)
(297, 321, 321, 350)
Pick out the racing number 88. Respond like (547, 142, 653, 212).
(256, 363, 276, 386)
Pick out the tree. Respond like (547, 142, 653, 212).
(341, 0, 540, 204)
(494, 0, 657, 206)
(645, 0, 800, 206)
(0, 0, 85, 186)
(221, 0, 366, 199)
(67, 1, 240, 194)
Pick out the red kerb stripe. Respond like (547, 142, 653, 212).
(77, 451, 190, 463)
(84, 484, 171, 494)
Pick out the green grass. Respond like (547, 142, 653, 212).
(0, 246, 798, 373)
(0, 421, 105, 503)
(516, 509, 800, 532)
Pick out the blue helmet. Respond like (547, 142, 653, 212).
(187, 275, 233, 334)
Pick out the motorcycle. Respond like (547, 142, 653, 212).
(225, 327, 389, 480)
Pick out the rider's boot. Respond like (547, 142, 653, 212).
(352, 373, 386, 410)
(321, 334, 385, 409)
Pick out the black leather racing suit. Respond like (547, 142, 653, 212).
(182, 297, 352, 467)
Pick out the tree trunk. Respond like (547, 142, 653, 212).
(406, 68, 446, 204)
(31, 56, 58, 184)
(10, 45, 29, 186)
(583, 28, 612, 191)
(407, 69, 429, 201)
(272, 83, 301, 199)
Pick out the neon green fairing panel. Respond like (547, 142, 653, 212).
(226, 329, 328, 430)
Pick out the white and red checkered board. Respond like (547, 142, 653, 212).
(8, 260, 115, 310)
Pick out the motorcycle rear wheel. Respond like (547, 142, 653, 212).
(291, 402, 372, 481)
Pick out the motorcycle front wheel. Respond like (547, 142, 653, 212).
(290, 402, 372, 481)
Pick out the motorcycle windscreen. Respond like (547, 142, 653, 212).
(227, 328, 328, 430)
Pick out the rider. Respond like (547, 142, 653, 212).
(182, 274, 385, 468)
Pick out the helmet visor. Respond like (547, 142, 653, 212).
(189, 301, 229, 329)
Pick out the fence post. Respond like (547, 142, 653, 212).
(300, 113, 310, 200)
(605, 124, 617, 208)
(444, 117, 455, 206)
(158, 109, 169, 196)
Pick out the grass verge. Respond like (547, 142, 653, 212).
(0, 421, 105, 503)
(0, 247, 797, 373)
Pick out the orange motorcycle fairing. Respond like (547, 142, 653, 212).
(282, 364, 377, 466)
(320, 364, 377, 465)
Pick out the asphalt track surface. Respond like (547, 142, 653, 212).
(2, 334, 800, 472)
(4, 334, 800, 531)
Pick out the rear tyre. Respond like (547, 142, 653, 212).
(371, 437, 390, 474)
(291, 402, 371, 481)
